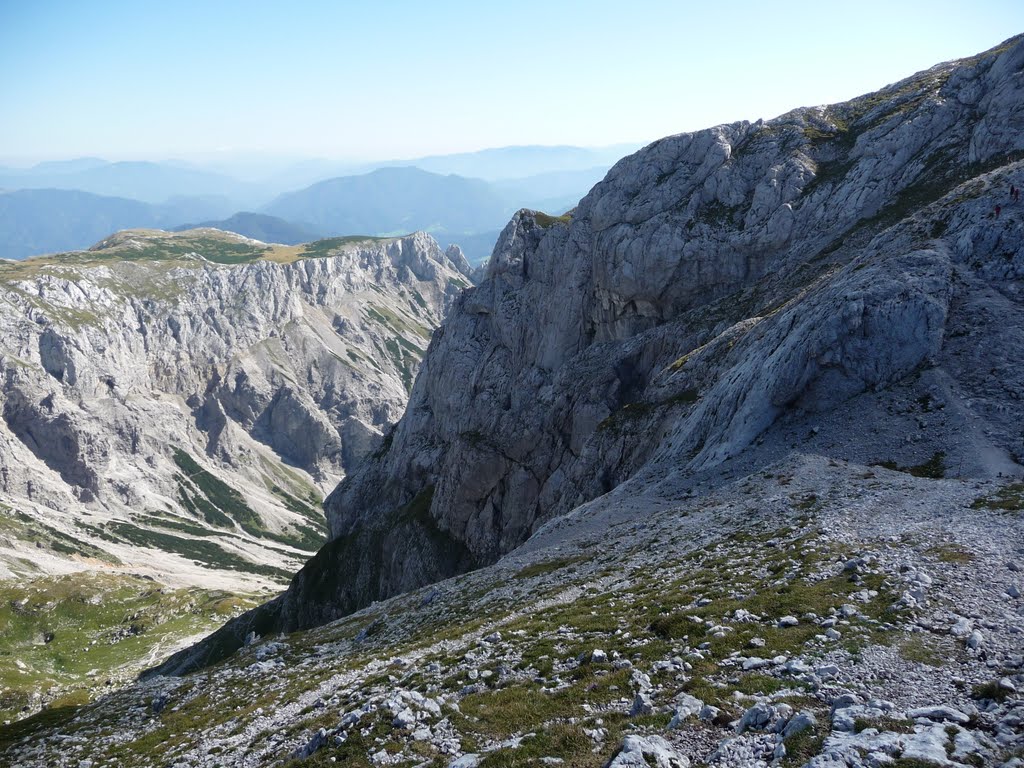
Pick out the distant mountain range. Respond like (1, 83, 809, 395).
(263, 167, 512, 238)
(379, 144, 637, 181)
(0, 144, 638, 261)
(0, 189, 233, 260)
(172, 212, 321, 245)
(0, 160, 257, 207)
(184, 143, 640, 191)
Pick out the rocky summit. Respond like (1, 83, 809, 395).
(3, 35, 1024, 768)
(0, 228, 472, 588)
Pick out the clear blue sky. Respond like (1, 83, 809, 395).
(1, 0, 1022, 163)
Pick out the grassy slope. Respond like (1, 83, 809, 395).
(0, 476, 914, 765)
(0, 573, 259, 724)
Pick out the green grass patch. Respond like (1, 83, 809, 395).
(366, 304, 431, 340)
(597, 401, 655, 432)
(385, 337, 418, 393)
(971, 680, 1012, 702)
(459, 669, 629, 741)
(134, 513, 217, 538)
(694, 200, 743, 228)
(663, 388, 700, 406)
(173, 450, 262, 533)
(458, 685, 566, 738)
(479, 723, 602, 767)
(899, 636, 947, 666)
(1, 511, 117, 564)
(107, 522, 291, 580)
(873, 452, 945, 479)
(780, 725, 825, 767)
(971, 482, 1024, 513)
(733, 673, 792, 696)
(173, 449, 320, 550)
(0, 573, 258, 724)
(854, 716, 916, 734)
(925, 543, 973, 564)
(533, 211, 572, 229)
(299, 235, 395, 259)
(114, 235, 267, 264)
(0, 703, 84, 751)
(515, 556, 587, 580)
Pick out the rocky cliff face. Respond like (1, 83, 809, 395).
(157, 36, 1024, 672)
(0, 229, 471, 586)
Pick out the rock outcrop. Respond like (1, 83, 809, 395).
(0, 230, 469, 585)
(157, 35, 1024, 671)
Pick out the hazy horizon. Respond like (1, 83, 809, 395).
(3, 1, 1023, 164)
(0, 141, 643, 172)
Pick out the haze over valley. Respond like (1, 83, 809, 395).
(0, 146, 635, 262)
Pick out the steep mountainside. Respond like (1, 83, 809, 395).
(5, 37, 1024, 768)
(162, 35, 1024, 670)
(0, 229, 471, 588)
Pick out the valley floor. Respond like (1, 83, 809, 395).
(1, 454, 1021, 767)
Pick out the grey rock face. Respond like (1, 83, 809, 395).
(736, 702, 781, 734)
(668, 694, 704, 728)
(0, 230, 467, 584)
(907, 705, 971, 725)
(162, 35, 1024, 670)
(606, 735, 690, 768)
(630, 692, 654, 716)
(783, 711, 817, 738)
(444, 244, 475, 280)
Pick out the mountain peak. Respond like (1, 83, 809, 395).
(151, 32, 1024, 677)
(5, 35, 1024, 768)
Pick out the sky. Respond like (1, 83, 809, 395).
(1, 0, 1023, 164)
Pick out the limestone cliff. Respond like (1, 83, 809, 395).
(0, 230, 469, 586)
(156, 35, 1024, 672)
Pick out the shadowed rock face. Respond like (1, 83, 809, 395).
(0, 231, 471, 583)
(155, 36, 1024, 675)
(2, 388, 101, 501)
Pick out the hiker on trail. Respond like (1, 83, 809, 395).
(995, 205, 1002, 217)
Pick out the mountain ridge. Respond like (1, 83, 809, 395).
(0, 229, 470, 590)
(4, 35, 1024, 768)
(155, 33, 1024, 674)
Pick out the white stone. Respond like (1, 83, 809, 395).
(907, 705, 971, 724)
